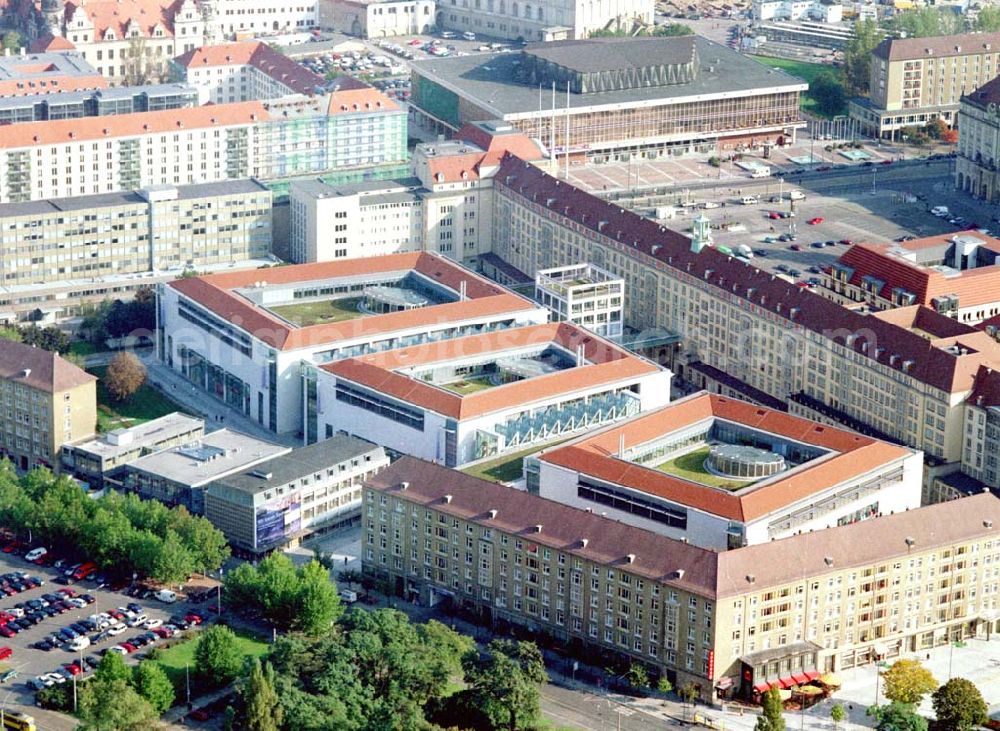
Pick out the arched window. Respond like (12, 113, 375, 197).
(511, 2, 518, 16)
(524, 3, 531, 17)
(537, 6, 543, 19)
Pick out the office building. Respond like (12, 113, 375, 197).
(535, 263, 624, 338)
(315, 322, 670, 468)
(822, 233, 1000, 325)
(410, 36, 806, 160)
(489, 154, 1000, 471)
(531, 393, 922, 550)
(120, 428, 290, 513)
(158, 252, 549, 436)
(849, 31, 1000, 139)
(364, 457, 1000, 700)
(205, 434, 388, 555)
(61, 412, 205, 488)
(956, 76, 1000, 202)
(0, 179, 273, 323)
(172, 41, 328, 104)
(0, 341, 96, 472)
(0, 51, 106, 96)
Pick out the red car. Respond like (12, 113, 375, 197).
(807, 217, 824, 225)
(108, 609, 125, 620)
(880, 159, 892, 165)
(121, 643, 137, 654)
(839, 239, 853, 245)
(184, 613, 203, 625)
(56, 588, 76, 597)
(189, 709, 212, 721)
(790, 244, 802, 251)
(0, 627, 15, 639)
(153, 627, 173, 639)
(63, 663, 82, 676)
(768, 211, 780, 219)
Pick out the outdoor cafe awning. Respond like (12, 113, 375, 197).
(792, 673, 810, 685)
(753, 682, 770, 694)
(805, 670, 821, 681)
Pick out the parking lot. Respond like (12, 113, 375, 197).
(0, 546, 219, 724)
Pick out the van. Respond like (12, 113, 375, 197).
(440, 30, 456, 39)
(462, 31, 476, 40)
(155, 590, 177, 604)
(24, 548, 46, 562)
(788, 190, 805, 200)
(931, 205, 950, 217)
(338, 589, 358, 603)
(702, 201, 720, 209)
(740, 196, 758, 205)
(68, 636, 90, 652)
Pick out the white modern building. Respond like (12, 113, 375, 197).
(314, 322, 671, 468)
(535, 263, 624, 338)
(752, 0, 842, 22)
(158, 252, 549, 438)
(530, 393, 923, 550)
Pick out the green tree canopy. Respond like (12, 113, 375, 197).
(883, 659, 937, 705)
(195, 625, 245, 687)
(976, 6, 1000, 31)
(242, 658, 284, 731)
(759, 687, 787, 731)
(871, 701, 928, 731)
(888, 7, 964, 38)
(95, 648, 132, 684)
(134, 660, 175, 714)
(78, 678, 160, 731)
(932, 678, 988, 731)
(810, 71, 847, 117)
(293, 559, 343, 635)
(462, 639, 549, 731)
(844, 19, 882, 95)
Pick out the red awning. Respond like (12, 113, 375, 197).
(753, 682, 770, 694)
(770, 679, 784, 690)
(792, 673, 809, 685)
(804, 670, 821, 681)
(778, 677, 796, 689)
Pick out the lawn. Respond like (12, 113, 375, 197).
(462, 438, 572, 483)
(153, 630, 269, 695)
(751, 56, 846, 118)
(269, 296, 365, 326)
(68, 340, 98, 358)
(90, 366, 191, 433)
(440, 376, 496, 395)
(656, 446, 750, 490)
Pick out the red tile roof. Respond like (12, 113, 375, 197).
(326, 86, 399, 115)
(0, 341, 96, 393)
(424, 125, 544, 184)
(874, 31, 1000, 62)
(64, 0, 178, 39)
(168, 252, 540, 351)
(0, 100, 267, 149)
(538, 393, 912, 523)
(174, 41, 328, 97)
(322, 322, 661, 419)
(28, 34, 77, 52)
(0, 72, 106, 97)
(968, 365, 1000, 408)
(494, 154, 1000, 396)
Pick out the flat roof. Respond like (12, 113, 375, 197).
(169, 252, 541, 351)
(124, 429, 290, 487)
(68, 413, 204, 460)
(411, 36, 806, 118)
(522, 36, 696, 74)
(211, 434, 384, 495)
(538, 393, 913, 522)
(322, 322, 661, 420)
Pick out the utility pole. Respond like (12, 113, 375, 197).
(186, 662, 191, 708)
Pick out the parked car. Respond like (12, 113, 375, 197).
(807, 217, 824, 225)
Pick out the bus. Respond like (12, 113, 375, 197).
(2, 711, 36, 731)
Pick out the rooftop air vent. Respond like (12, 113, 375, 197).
(488, 509, 498, 519)
(399, 481, 409, 490)
(443, 494, 453, 504)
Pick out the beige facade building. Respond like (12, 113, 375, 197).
(490, 155, 1000, 472)
(956, 76, 1000, 202)
(319, 0, 436, 38)
(0, 341, 96, 472)
(365, 458, 1000, 701)
(849, 31, 1000, 139)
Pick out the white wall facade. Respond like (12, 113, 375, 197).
(180, 63, 298, 104)
(435, 0, 653, 41)
(214, 0, 319, 38)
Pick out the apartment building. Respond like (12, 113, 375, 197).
(158, 252, 548, 436)
(364, 457, 1000, 700)
(0, 341, 96, 472)
(489, 154, 1000, 472)
(433, 0, 652, 41)
(956, 76, 1000, 202)
(41, 0, 207, 83)
(0, 179, 272, 322)
(171, 41, 327, 104)
(120, 428, 289, 513)
(205, 434, 388, 556)
(849, 31, 1000, 139)
(410, 36, 805, 160)
(61, 412, 205, 488)
(822, 233, 1000, 325)
(314, 322, 670, 467)
(319, 0, 436, 39)
(0, 51, 106, 97)
(531, 393, 922, 550)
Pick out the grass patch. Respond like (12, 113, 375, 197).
(269, 296, 366, 326)
(440, 376, 496, 395)
(656, 446, 751, 490)
(751, 56, 846, 118)
(153, 630, 269, 695)
(462, 438, 573, 483)
(68, 341, 98, 358)
(90, 366, 191, 433)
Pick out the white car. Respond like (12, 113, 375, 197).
(68, 598, 86, 609)
(44, 672, 66, 684)
(107, 624, 126, 636)
(126, 614, 147, 628)
(24, 548, 47, 562)
(143, 619, 163, 629)
(34, 675, 54, 688)
(108, 646, 127, 656)
(8, 608, 23, 618)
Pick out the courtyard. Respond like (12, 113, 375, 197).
(268, 296, 365, 326)
(656, 446, 754, 490)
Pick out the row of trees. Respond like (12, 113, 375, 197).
(223, 552, 343, 636)
(876, 659, 988, 731)
(0, 464, 229, 584)
(80, 291, 156, 345)
(226, 607, 548, 731)
(0, 324, 71, 355)
(590, 23, 693, 37)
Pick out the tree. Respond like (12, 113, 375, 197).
(195, 625, 244, 687)
(883, 659, 937, 705)
(932, 678, 988, 731)
(625, 664, 649, 690)
(656, 676, 673, 695)
(242, 658, 284, 731)
(758, 687, 787, 731)
(292, 559, 342, 635)
(810, 71, 847, 117)
(96, 649, 133, 684)
(150, 529, 195, 584)
(831, 704, 846, 731)
(942, 129, 959, 145)
(104, 351, 147, 402)
(889, 7, 963, 38)
(78, 678, 160, 731)
(924, 118, 947, 141)
(653, 23, 693, 36)
(463, 639, 548, 731)
(2, 31, 21, 52)
(134, 660, 175, 714)
(0, 326, 22, 344)
(20, 325, 69, 353)
(976, 5, 1000, 31)
(844, 19, 882, 95)
(871, 701, 928, 731)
